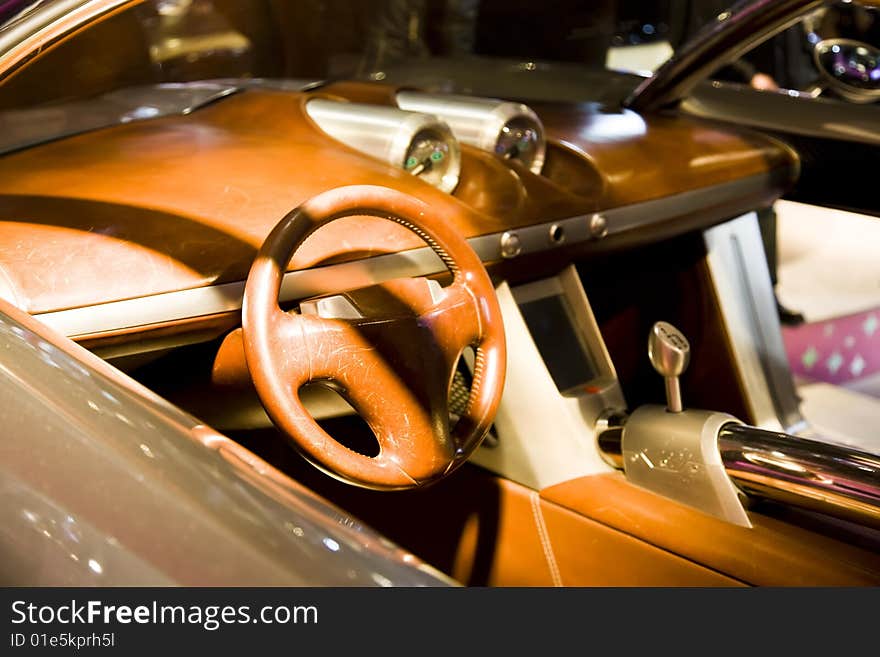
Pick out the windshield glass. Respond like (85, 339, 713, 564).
(0, 1, 713, 108)
(0, 0, 627, 107)
(0, 1, 877, 114)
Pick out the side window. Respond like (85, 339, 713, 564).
(701, 1, 880, 102)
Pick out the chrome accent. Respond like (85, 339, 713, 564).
(0, 82, 240, 154)
(648, 321, 690, 413)
(395, 91, 546, 174)
(621, 406, 751, 527)
(704, 213, 805, 433)
(588, 213, 608, 239)
(499, 231, 522, 259)
(595, 408, 627, 469)
(38, 246, 450, 339)
(33, 171, 785, 340)
(305, 99, 461, 193)
(0, 0, 101, 54)
(300, 279, 442, 320)
(598, 408, 880, 530)
(300, 296, 363, 320)
(719, 424, 880, 530)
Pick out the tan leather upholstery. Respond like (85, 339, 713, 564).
(542, 473, 880, 586)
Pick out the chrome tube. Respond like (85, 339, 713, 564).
(598, 420, 880, 529)
(396, 91, 545, 174)
(717, 424, 880, 529)
(306, 99, 461, 193)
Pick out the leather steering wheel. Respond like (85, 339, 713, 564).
(242, 185, 506, 490)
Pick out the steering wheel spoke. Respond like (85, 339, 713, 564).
(421, 279, 483, 369)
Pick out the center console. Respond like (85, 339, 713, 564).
(471, 265, 624, 489)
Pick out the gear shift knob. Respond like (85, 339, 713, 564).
(648, 321, 690, 413)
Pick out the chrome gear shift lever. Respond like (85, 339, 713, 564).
(648, 321, 690, 413)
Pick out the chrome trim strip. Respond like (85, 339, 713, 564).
(33, 170, 783, 338)
(39, 247, 451, 338)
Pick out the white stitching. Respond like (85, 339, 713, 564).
(529, 491, 563, 587)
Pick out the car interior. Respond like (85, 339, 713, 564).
(1, 0, 878, 586)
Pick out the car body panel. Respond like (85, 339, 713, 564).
(0, 297, 451, 585)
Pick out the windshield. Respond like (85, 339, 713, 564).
(0, 1, 720, 108)
(0, 1, 877, 114)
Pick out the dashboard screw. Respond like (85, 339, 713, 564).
(588, 213, 608, 239)
(500, 231, 523, 259)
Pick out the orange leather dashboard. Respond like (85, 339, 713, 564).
(0, 84, 796, 322)
(0, 89, 581, 315)
(324, 80, 796, 207)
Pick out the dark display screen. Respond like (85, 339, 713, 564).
(518, 294, 599, 394)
